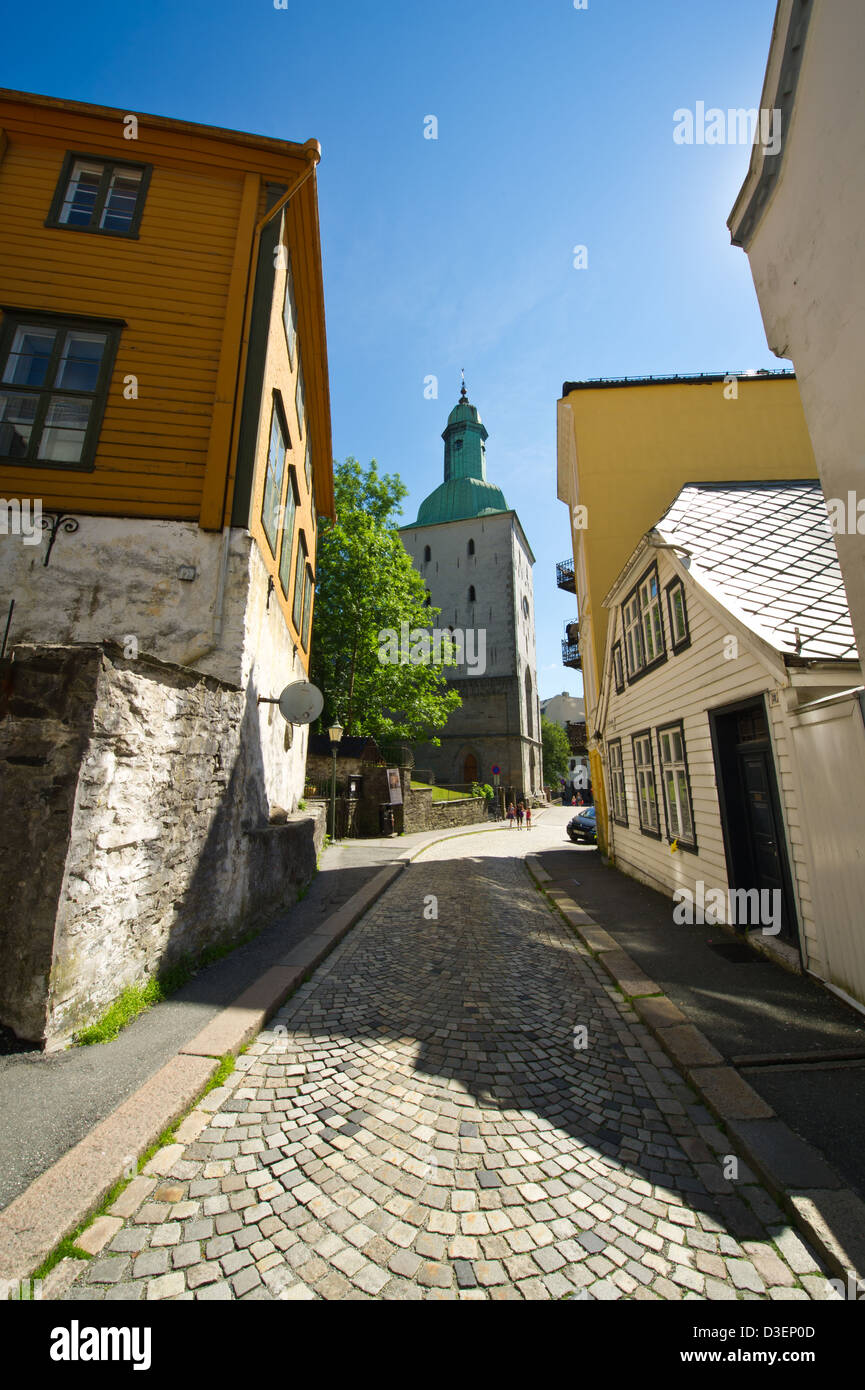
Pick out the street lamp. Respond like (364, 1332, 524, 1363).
(328, 721, 343, 841)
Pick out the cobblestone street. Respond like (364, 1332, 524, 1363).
(64, 813, 830, 1301)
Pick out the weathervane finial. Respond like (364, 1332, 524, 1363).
(460, 368, 468, 402)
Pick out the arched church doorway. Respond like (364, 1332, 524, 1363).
(463, 753, 479, 784)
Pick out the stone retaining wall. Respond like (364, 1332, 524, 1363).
(0, 643, 325, 1048)
(402, 787, 491, 834)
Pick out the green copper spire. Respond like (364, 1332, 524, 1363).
(407, 380, 509, 527)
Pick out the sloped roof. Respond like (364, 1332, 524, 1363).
(655, 481, 856, 660)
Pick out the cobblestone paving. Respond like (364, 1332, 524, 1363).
(64, 819, 831, 1300)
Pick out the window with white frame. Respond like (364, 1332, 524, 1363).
(632, 732, 660, 836)
(48, 155, 150, 237)
(0, 313, 119, 468)
(657, 721, 696, 847)
(608, 739, 627, 826)
(622, 563, 666, 679)
(622, 592, 643, 677)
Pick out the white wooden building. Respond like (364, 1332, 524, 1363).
(597, 480, 865, 1011)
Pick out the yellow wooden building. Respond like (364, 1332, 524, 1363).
(0, 89, 335, 1045)
(555, 372, 818, 852)
(0, 86, 333, 668)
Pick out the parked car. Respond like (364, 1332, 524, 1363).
(567, 806, 597, 844)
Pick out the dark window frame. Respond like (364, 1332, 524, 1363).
(622, 560, 667, 684)
(665, 577, 691, 653)
(260, 391, 291, 559)
(468, 585, 476, 603)
(631, 728, 662, 839)
(46, 151, 152, 239)
(295, 351, 306, 440)
(277, 463, 300, 599)
(0, 307, 122, 472)
(301, 561, 314, 651)
(607, 737, 628, 827)
(281, 249, 298, 367)
(656, 717, 699, 852)
(292, 531, 308, 633)
(612, 640, 625, 694)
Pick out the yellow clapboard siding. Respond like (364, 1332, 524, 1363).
(0, 94, 329, 528)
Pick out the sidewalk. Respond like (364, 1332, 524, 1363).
(0, 821, 498, 1214)
(530, 833, 865, 1275)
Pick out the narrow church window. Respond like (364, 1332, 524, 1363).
(468, 538, 475, 555)
(468, 586, 476, 602)
(424, 545, 431, 562)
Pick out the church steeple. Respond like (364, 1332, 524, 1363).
(405, 379, 509, 528)
(442, 376, 490, 484)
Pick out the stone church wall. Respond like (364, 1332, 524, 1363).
(0, 643, 325, 1048)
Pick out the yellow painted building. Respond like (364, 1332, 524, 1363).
(0, 87, 333, 669)
(0, 90, 336, 1044)
(555, 372, 818, 851)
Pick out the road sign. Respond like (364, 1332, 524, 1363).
(492, 764, 500, 776)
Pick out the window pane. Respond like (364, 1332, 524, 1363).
(677, 771, 692, 837)
(0, 392, 37, 456)
(282, 259, 297, 364)
(302, 566, 313, 649)
(55, 332, 107, 391)
(60, 162, 103, 226)
(261, 411, 286, 553)
(278, 479, 297, 596)
(304, 439, 312, 492)
(100, 168, 143, 232)
(295, 360, 305, 437)
(38, 396, 91, 462)
(665, 771, 679, 834)
(3, 327, 56, 387)
(292, 542, 305, 630)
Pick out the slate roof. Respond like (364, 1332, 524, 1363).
(655, 481, 856, 661)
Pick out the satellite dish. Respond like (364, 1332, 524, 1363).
(277, 681, 324, 725)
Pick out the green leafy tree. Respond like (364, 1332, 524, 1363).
(310, 458, 461, 742)
(541, 716, 571, 785)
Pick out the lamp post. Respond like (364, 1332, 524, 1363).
(328, 721, 343, 841)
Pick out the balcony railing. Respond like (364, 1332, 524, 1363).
(562, 642, 581, 670)
(562, 618, 581, 670)
(556, 558, 576, 593)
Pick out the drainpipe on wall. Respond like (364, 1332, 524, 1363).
(183, 145, 321, 671)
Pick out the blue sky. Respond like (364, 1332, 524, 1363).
(4, 0, 783, 698)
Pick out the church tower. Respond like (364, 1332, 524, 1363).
(399, 382, 542, 798)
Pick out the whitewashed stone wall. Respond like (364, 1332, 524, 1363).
(0, 516, 312, 816)
(0, 643, 325, 1048)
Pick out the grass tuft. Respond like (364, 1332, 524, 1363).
(73, 931, 259, 1047)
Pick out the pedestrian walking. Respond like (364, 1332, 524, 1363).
(507, 802, 516, 828)
(525, 805, 532, 830)
(516, 801, 524, 829)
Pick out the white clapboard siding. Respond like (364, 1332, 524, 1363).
(602, 548, 816, 958)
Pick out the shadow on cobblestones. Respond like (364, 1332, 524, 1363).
(64, 830, 828, 1301)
